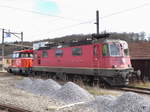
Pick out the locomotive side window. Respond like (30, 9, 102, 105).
(20, 53, 33, 58)
(109, 43, 121, 56)
(102, 44, 109, 56)
(29, 53, 33, 58)
(124, 49, 129, 56)
(72, 48, 82, 56)
(12, 53, 19, 58)
(55, 49, 63, 56)
(121, 43, 129, 56)
(12, 53, 16, 58)
(42, 51, 48, 58)
(20, 53, 27, 58)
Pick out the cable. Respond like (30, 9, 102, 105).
(0, 5, 86, 22)
(29, 19, 95, 38)
(50, 20, 95, 32)
(37, 2, 150, 36)
(101, 2, 150, 19)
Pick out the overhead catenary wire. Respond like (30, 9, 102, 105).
(0, 5, 86, 22)
(48, 20, 95, 32)
(36, 2, 150, 36)
(28, 19, 95, 38)
(101, 2, 150, 19)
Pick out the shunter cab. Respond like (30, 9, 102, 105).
(7, 49, 33, 74)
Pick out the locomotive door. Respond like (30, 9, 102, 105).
(37, 56, 41, 65)
(93, 45, 101, 74)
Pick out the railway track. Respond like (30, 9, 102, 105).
(0, 103, 32, 112)
(119, 86, 150, 95)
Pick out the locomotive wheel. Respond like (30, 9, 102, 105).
(93, 77, 100, 87)
(73, 75, 83, 85)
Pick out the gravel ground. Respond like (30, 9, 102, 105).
(1, 72, 150, 112)
(16, 78, 61, 96)
(0, 73, 63, 112)
(51, 82, 94, 104)
(0, 73, 97, 112)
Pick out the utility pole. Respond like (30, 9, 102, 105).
(1, 29, 5, 71)
(21, 32, 23, 49)
(96, 10, 99, 35)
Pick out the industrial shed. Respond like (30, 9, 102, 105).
(129, 42, 150, 80)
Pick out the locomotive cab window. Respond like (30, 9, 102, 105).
(124, 48, 129, 56)
(55, 49, 63, 57)
(121, 43, 129, 56)
(109, 43, 121, 56)
(20, 52, 33, 58)
(42, 51, 48, 58)
(12, 53, 19, 58)
(72, 48, 82, 56)
(29, 53, 33, 58)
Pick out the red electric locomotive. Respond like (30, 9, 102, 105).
(31, 34, 140, 86)
(6, 49, 33, 74)
(6, 34, 140, 86)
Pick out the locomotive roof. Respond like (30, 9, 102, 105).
(14, 49, 33, 53)
(34, 34, 127, 50)
(103, 39, 127, 43)
(36, 39, 127, 50)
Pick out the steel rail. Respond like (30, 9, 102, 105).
(125, 86, 150, 91)
(119, 86, 150, 95)
(0, 103, 32, 112)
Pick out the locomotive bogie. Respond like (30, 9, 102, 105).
(32, 66, 133, 86)
(7, 67, 31, 75)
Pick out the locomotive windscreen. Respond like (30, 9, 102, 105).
(109, 43, 121, 56)
(102, 41, 129, 57)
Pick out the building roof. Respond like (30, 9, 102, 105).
(129, 42, 150, 60)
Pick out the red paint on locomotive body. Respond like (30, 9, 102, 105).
(12, 58, 33, 68)
(33, 45, 94, 68)
(13, 49, 33, 53)
(33, 40, 131, 70)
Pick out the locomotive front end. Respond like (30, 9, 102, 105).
(6, 50, 33, 75)
(101, 40, 140, 86)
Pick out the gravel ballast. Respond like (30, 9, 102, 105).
(15, 77, 33, 90)
(35, 79, 62, 96)
(51, 82, 94, 104)
(2, 74, 150, 112)
(0, 76, 63, 112)
(16, 78, 61, 96)
(17, 79, 94, 104)
(90, 92, 150, 112)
